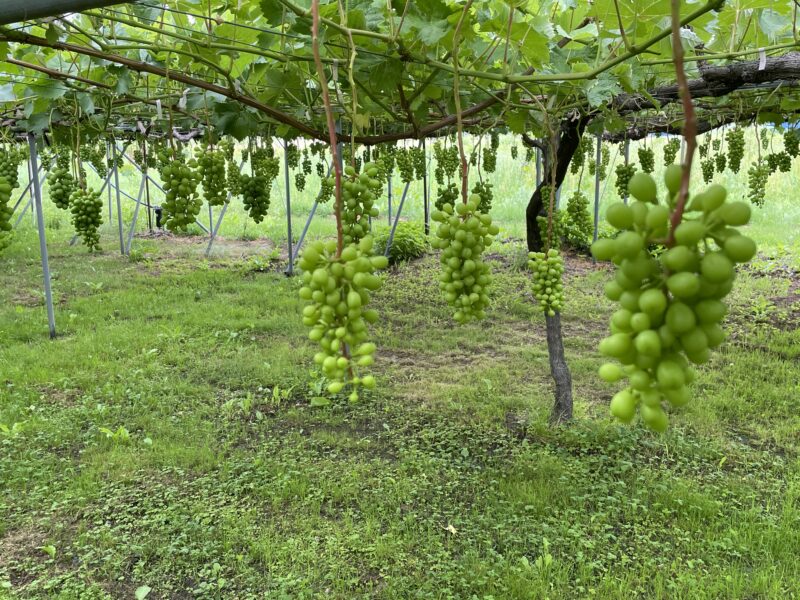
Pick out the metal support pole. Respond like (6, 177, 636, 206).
(206, 160, 246, 257)
(387, 174, 393, 225)
(422, 139, 430, 235)
(284, 141, 294, 275)
(593, 133, 601, 245)
(287, 160, 334, 272)
(28, 134, 56, 339)
(125, 175, 146, 255)
(623, 139, 630, 204)
(112, 145, 125, 255)
(14, 170, 46, 228)
(384, 180, 411, 257)
(106, 142, 113, 221)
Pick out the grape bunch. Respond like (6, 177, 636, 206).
(726, 128, 745, 173)
(431, 195, 499, 323)
(319, 176, 335, 203)
(715, 152, 727, 173)
(570, 137, 591, 174)
(615, 163, 636, 199)
(663, 138, 680, 165)
(106, 151, 123, 170)
(295, 171, 307, 192)
(219, 139, 235, 162)
(411, 147, 426, 181)
(565, 190, 593, 248)
(766, 151, 791, 173)
(285, 143, 300, 169)
(470, 181, 493, 213)
(195, 146, 228, 206)
(747, 162, 769, 206)
(70, 187, 104, 251)
(510, 145, 518, 160)
(159, 155, 202, 231)
(528, 249, 565, 316)
(0, 147, 22, 190)
(240, 174, 271, 223)
(298, 235, 387, 401)
(87, 144, 108, 179)
(48, 153, 76, 210)
(227, 158, 242, 196)
(435, 183, 459, 211)
(698, 141, 709, 158)
(396, 148, 414, 183)
(784, 130, 799, 158)
(637, 147, 655, 173)
(490, 130, 500, 152)
(316, 161, 326, 178)
(378, 144, 397, 176)
(433, 143, 446, 185)
(761, 132, 770, 151)
(711, 139, 721, 152)
(525, 146, 535, 163)
(701, 157, 715, 183)
(482, 146, 497, 173)
(0, 177, 13, 254)
(592, 168, 757, 431)
(341, 162, 382, 244)
(588, 145, 610, 180)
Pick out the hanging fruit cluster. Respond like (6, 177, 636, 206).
(663, 138, 680, 165)
(159, 151, 202, 231)
(48, 153, 76, 210)
(726, 128, 745, 173)
(528, 249, 565, 316)
(615, 163, 636, 199)
(784, 130, 799, 157)
(240, 174, 271, 223)
(431, 195, 499, 323)
(510, 145, 518, 160)
(747, 161, 769, 206)
(87, 143, 108, 179)
(395, 147, 415, 183)
(765, 151, 791, 173)
(295, 151, 313, 192)
(565, 190, 593, 248)
(470, 180, 493, 213)
(700, 157, 715, 183)
(342, 162, 382, 245)
(195, 145, 228, 206)
(435, 182, 459, 211)
(0, 146, 23, 190)
(298, 236, 387, 402)
(0, 177, 13, 254)
(714, 152, 727, 173)
(570, 137, 591, 174)
(637, 147, 655, 173)
(70, 187, 104, 252)
(285, 142, 300, 169)
(592, 167, 757, 431)
(411, 147, 426, 180)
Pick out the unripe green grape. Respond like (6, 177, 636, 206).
(628, 172, 657, 203)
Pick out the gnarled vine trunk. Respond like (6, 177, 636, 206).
(525, 115, 590, 424)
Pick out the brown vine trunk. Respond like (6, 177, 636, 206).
(524, 116, 589, 424)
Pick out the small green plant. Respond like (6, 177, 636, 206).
(373, 221, 429, 265)
(98, 425, 131, 443)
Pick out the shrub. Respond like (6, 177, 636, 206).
(372, 221, 428, 265)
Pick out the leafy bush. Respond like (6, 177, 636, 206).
(372, 221, 428, 265)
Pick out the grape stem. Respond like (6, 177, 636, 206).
(452, 0, 475, 205)
(667, 0, 697, 247)
(311, 0, 344, 256)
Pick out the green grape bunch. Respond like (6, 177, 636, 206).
(47, 153, 76, 210)
(240, 174, 271, 222)
(411, 147, 426, 181)
(698, 141, 709, 158)
(565, 190, 593, 249)
(195, 146, 228, 207)
(637, 147, 655, 173)
(227, 157, 241, 197)
(286, 143, 300, 169)
(615, 163, 636, 199)
(88, 144, 108, 179)
(302, 152, 312, 176)
(783, 130, 799, 158)
(663, 138, 680, 165)
(761, 132, 770, 151)
(592, 168, 757, 432)
(725, 128, 745, 173)
(482, 146, 497, 173)
(431, 195, 500, 323)
(70, 187, 104, 252)
(435, 183, 459, 211)
(316, 161, 326, 178)
(0, 177, 14, 254)
(252, 148, 280, 181)
(396, 148, 415, 183)
(159, 157, 202, 232)
(342, 163, 382, 244)
(715, 152, 727, 173)
(766, 151, 791, 173)
(470, 181, 493, 213)
(747, 162, 769, 206)
(528, 249, 565, 316)
(319, 177, 335, 203)
(295, 171, 307, 192)
(701, 157, 715, 183)
(510, 145, 518, 160)
(711, 139, 721, 152)
(298, 236, 388, 402)
(0, 146, 23, 190)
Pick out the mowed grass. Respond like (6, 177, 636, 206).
(1, 205, 799, 599)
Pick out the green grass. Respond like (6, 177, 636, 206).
(1, 210, 799, 598)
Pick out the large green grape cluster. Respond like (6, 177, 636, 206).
(434, 143, 460, 185)
(482, 146, 497, 173)
(159, 156, 202, 231)
(342, 163, 382, 244)
(615, 163, 636, 199)
(227, 157, 241, 196)
(747, 162, 769, 206)
(663, 138, 680, 165)
(298, 236, 387, 401)
(637, 147, 655, 173)
(48, 153, 76, 210)
(378, 144, 397, 176)
(528, 249, 564, 316)
(726, 128, 745, 173)
(70, 187, 103, 251)
(565, 190, 593, 248)
(431, 195, 499, 323)
(195, 146, 228, 206)
(470, 181, 493, 213)
(411, 147, 426, 181)
(396, 148, 414, 183)
(435, 183, 459, 211)
(0, 146, 23, 190)
(701, 157, 715, 183)
(252, 148, 280, 181)
(784, 130, 799, 157)
(286, 143, 300, 169)
(592, 167, 756, 431)
(240, 174, 271, 223)
(715, 152, 727, 173)
(0, 177, 13, 254)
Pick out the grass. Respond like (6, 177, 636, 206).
(1, 215, 799, 598)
